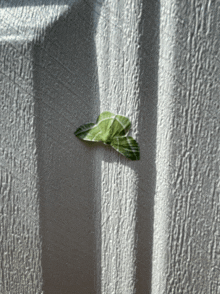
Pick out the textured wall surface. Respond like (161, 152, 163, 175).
(0, 41, 43, 294)
(34, 2, 97, 293)
(1, 2, 97, 294)
(0, 20, 43, 294)
(1, 0, 219, 293)
(153, 0, 220, 293)
(93, 0, 159, 293)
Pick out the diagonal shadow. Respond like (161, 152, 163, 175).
(33, 1, 99, 293)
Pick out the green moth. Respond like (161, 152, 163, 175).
(74, 111, 140, 160)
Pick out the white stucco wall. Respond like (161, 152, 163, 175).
(0, 0, 219, 293)
(1, 2, 97, 293)
(153, 0, 220, 293)
(0, 40, 43, 294)
(93, 0, 159, 293)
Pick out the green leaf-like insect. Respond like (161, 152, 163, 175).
(74, 111, 140, 160)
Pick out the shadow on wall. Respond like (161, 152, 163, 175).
(33, 1, 99, 293)
(135, 0, 160, 293)
(0, 0, 80, 7)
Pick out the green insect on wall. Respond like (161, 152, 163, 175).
(74, 111, 140, 161)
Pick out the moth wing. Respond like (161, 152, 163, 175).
(110, 114, 131, 137)
(96, 111, 116, 124)
(96, 111, 116, 139)
(74, 123, 104, 142)
(96, 112, 131, 140)
(110, 136, 140, 160)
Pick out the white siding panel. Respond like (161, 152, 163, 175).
(153, 0, 220, 293)
(1, 0, 219, 293)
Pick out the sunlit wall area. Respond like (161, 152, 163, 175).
(1, 0, 220, 293)
(153, 0, 220, 293)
